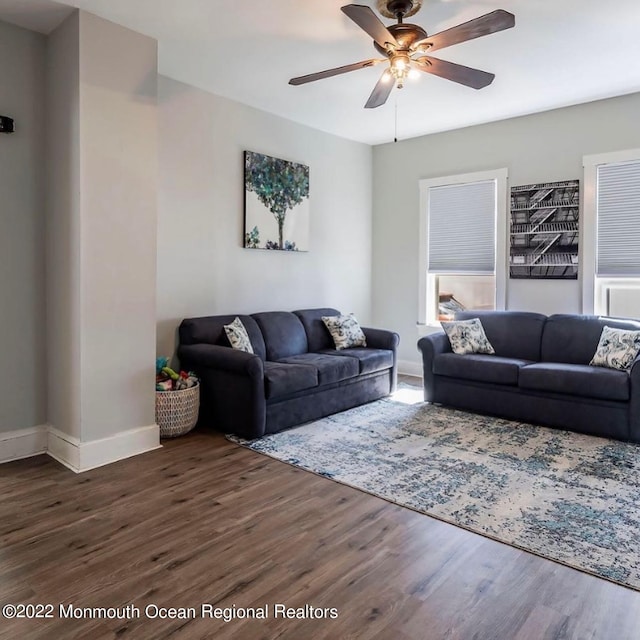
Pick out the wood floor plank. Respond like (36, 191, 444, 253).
(1, 378, 640, 639)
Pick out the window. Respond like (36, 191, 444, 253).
(419, 169, 508, 326)
(583, 149, 640, 318)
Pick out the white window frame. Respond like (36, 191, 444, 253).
(418, 168, 508, 327)
(583, 148, 640, 316)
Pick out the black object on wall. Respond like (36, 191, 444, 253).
(0, 115, 15, 133)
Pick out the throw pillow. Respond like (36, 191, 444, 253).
(441, 318, 495, 355)
(589, 326, 640, 371)
(322, 314, 367, 351)
(224, 317, 254, 354)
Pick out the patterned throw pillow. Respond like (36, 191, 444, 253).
(223, 317, 254, 354)
(441, 318, 495, 355)
(322, 314, 367, 351)
(589, 326, 640, 371)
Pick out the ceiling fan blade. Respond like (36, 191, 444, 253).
(289, 59, 385, 85)
(365, 70, 395, 109)
(415, 57, 495, 89)
(415, 9, 515, 53)
(341, 4, 399, 50)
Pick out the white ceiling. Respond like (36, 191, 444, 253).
(2, 0, 640, 145)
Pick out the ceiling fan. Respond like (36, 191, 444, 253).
(289, 1, 515, 108)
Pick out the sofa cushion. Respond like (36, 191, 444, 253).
(279, 353, 359, 385)
(252, 312, 309, 361)
(179, 315, 266, 360)
(263, 362, 318, 399)
(541, 314, 640, 365)
(433, 353, 532, 385)
(455, 311, 547, 361)
(294, 308, 341, 352)
(321, 348, 394, 375)
(519, 362, 630, 401)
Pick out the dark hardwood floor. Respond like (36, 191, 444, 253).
(1, 377, 639, 639)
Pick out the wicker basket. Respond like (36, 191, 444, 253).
(155, 383, 200, 438)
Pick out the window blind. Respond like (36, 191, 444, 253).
(428, 180, 496, 273)
(597, 160, 640, 276)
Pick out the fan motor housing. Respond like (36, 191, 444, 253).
(373, 23, 428, 54)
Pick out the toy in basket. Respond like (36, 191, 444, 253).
(155, 357, 200, 438)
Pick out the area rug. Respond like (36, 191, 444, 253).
(230, 386, 640, 590)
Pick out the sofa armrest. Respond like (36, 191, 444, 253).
(362, 327, 400, 351)
(417, 332, 452, 402)
(177, 343, 266, 439)
(178, 343, 263, 378)
(629, 354, 640, 442)
(361, 327, 400, 392)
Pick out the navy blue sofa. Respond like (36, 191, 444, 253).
(418, 311, 640, 442)
(178, 308, 399, 439)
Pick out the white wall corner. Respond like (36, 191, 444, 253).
(46, 426, 82, 471)
(47, 424, 161, 473)
(0, 426, 48, 464)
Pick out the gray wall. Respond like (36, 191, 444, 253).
(0, 21, 46, 433)
(157, 76, 373, 360)
(372, 92, 640, 367)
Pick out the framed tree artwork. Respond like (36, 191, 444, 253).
(244, 151, 310, 252)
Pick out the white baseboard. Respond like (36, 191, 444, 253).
(398, 360, 423, 378)
(79, 424, 161, 472)
(47, 424, 161, 473)
(0, 426, 48, 464)
(0, 423, 161, 473)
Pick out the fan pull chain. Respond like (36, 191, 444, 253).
(394, 99, 398, 143)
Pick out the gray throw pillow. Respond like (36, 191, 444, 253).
(590, 326, 640, 371)
(441, 318, 495, 355)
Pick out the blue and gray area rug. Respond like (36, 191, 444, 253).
(230, 386, 640, 590)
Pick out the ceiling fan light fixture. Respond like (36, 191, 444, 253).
(390, 53, 410, 72)
(392, 57, 406, 71)
(389, 52, 411, 87)
(290, 4, 515, 109)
